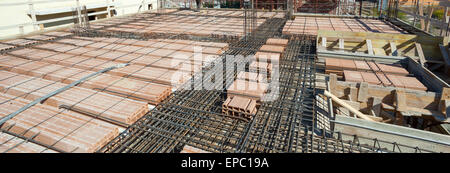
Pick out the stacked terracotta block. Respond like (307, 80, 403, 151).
(0, 71, 149, 125)
(227, 79, 269, 100)
(266, 38, 289, 47)
(237, 71, 265, 82)
(0, 132, 58, 153)
(344, 70, 427, 91)
(259, 45, 285, 55)
(252, 51, 280, 63)
(222, 96, 258, 120)
(325, 58, 409, 76)
(0, 43, 15, 52)
(325, 58, 428, 91)
(282, 17, 406, 35)
(249, 61, 273, 78)
(250, 38, 288, 79)
(180, 145, 210, 153)
(0, 56, 171, 105)
(99, 15, 265, 37)
(224, 72, 268, 120)
(0, 93, 119, 153)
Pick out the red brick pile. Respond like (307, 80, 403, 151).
(223, 38, 288, 120)
(180, 145, 210, 153)
(325, 58, 427, 91)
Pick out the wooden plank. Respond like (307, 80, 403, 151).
(395, 89, 407, 112)
(407, 57, 450, 92)
(373, 48, 386, 56)
(419, 2, 425, 30)
(349, 87, 358, 102)
(415, 43, 426, 66)
(371, 97, 382, 117)
(390, 42, 398, 56)
(329, 73, 337, 94)
(439, 88, 450, 118)
(321, 37, 327, 47)
(366, 39, 373, 55)
(357, 82, 368, 102)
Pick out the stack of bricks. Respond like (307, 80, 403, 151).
(224, 72, 268, 120)
(223, 38, 288, 120)
(282, 17, 406, 35)
(250, 38, 287, 80)
(325, 58, 427, 91)
(222, 95, 258, 120)
(0, 93, 119, 153)
(344, 71, 427, 91)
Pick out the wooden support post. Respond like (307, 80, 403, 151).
(339, 38, 345, 52)
(357, 82, 368, 102)
(441, 7, 449, 36)
(329, 73, 337, 94)
(395, 89, 407, 112)
(371, 97, 382, 117)
(324, 90, 376, 122)
(439, 87, 450, 118)
(366, 39, 374, 55)
(415, 43, 426, 66)
(425, 5, 434, 32)
(76, 0, 82, 26)
(389, 41, 398, 56)
(349, 87, 358, 102)
(439, 44, 450, 75)
(419, 1, 425, 30)
(28, 0, 38, 31)
(106, 0, 111, 17)
(321, 37, 327, 48)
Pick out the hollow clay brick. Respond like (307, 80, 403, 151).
(0, 93, 119, 153)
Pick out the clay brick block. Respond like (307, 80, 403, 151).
(0, 71, 149, 125)
(325, 58, 342, 70)
(0, 93, 119, 153)
(344, 70, 363, 83)
(376, 63, 409, 75)
(259, 45, 285, 54)
(367, 62, 380, 71)
(361, 72, 381, 85)
(237, 71, 264, 82)
(375, 72, 392, 86)
(227, 79, 268, 100)
(354, 60, 371, 71)
(222, 95, 258, 119)
(386, 75, 406, 88)
(0, 132, 58, 153)
(391, 75, 427, 91)
(266, 38, 289, 47)
(340, 59, 356, 70)
(253, 51, 280, 63)
(249, 61, 271, 75)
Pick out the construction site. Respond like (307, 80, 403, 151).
(0, 0, 449, 153)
